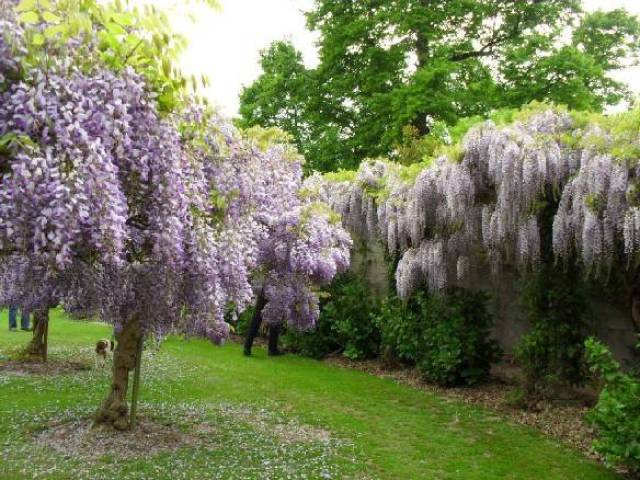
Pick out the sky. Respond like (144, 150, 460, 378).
(159, 0, 317, 117)
(155, 0, 640, 117)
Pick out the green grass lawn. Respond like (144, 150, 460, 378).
(0, 310, 619, 480)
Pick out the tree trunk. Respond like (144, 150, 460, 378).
(129, 335, 144, 429)
(268, 323, 282, 356)
(24, 309, 48, 361)
(412, 5, 431, 136)
(95, 319, 142, 430)
(632, 294, 640, 333)
(243, 289, 267, 356)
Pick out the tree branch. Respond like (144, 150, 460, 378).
(449, 9, 525, 62)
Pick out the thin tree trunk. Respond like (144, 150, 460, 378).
(244, 289, 267, 356)
(268, 323, 282, 356)
(24, 309, 48, 361)
(129, 335, 144, 429)
(412, 11, 431, 136)
(95, 318, 142, 430)
(631, 278, 640, 333)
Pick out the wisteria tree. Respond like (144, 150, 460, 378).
(0, 0, 203, 361)
(227, 128, 353, 355)
(0, 0, 352, 430)
(257, 203, 352, 333)
(0, 31, 232, 429)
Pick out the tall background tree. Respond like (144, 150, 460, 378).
(239, 0, 640, 172)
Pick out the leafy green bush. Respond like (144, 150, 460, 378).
(515, 268, 589, 397)
(282, 272, 380, 359)
(285, 273, 499, 383)
(281, 312, 340, 359)
(231, 306, 255, 337)
(376, 289, 500, 386)
(585, 337, 640, 473)
(376, 295, 421, 363)
(417, 290, 501, 386)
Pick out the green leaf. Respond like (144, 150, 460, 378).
(41, 11, 61, 24)
(112, 12, 134, 26)
(39, 0, 53, 9)
(31, 33, 45, 46)
(106, 22, 126, 35)
(152, 34, 164, 49)
(43, 24, 64, 39)
(161, 58, 171, 76)
(18, 10, 39, 24)
(158, 91, 176, 112)
(125, 34, 140, 46)
(15, 0, 36, 13)
(0, 133, 14, 147)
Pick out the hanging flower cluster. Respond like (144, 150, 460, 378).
(258, 203, 352, 331)
(553, 150, 635, 275)
(0, 11, 23, 89)
(314, 109, 640, 299)
(182, 117, 352, 334)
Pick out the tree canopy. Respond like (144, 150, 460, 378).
(239, 0, 640, 172)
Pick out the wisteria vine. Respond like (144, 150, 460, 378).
(308, 109, 640, 299)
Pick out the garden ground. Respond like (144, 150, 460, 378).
(0, 311, 620, 479)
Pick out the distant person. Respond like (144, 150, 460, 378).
(8, 305, 30, 331)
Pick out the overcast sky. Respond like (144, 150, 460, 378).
(157, 0, 640, 117)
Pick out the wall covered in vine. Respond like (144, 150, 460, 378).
(305, 104, 640, 364)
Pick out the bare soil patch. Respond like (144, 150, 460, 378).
(0, 359, 91, 376)
(34, 404, 335, 464)
(36, 417, 199, 461)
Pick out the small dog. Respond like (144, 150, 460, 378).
(95, 339, 114, 369)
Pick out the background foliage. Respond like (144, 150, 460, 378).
(375, 289, 500, 386)
(282, 272, 379, 359)
(239, 1, 640, 172)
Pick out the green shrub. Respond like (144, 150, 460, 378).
(376, 289, 500, 386)
(232, 306, 255, 337)
(324, 273, 380, 359)
(281, 311, 340, 359)
(376, 295, 421, 363)
(515, 267, 589, 397)
(417, 290, 501, 386)
(503, 387, 528, 410)
(283, 272, 380, 359)
(585, 337, 640, 473)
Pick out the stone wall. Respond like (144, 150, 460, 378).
(349, 240, 639, 365)
(349, 237, 390, 300)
